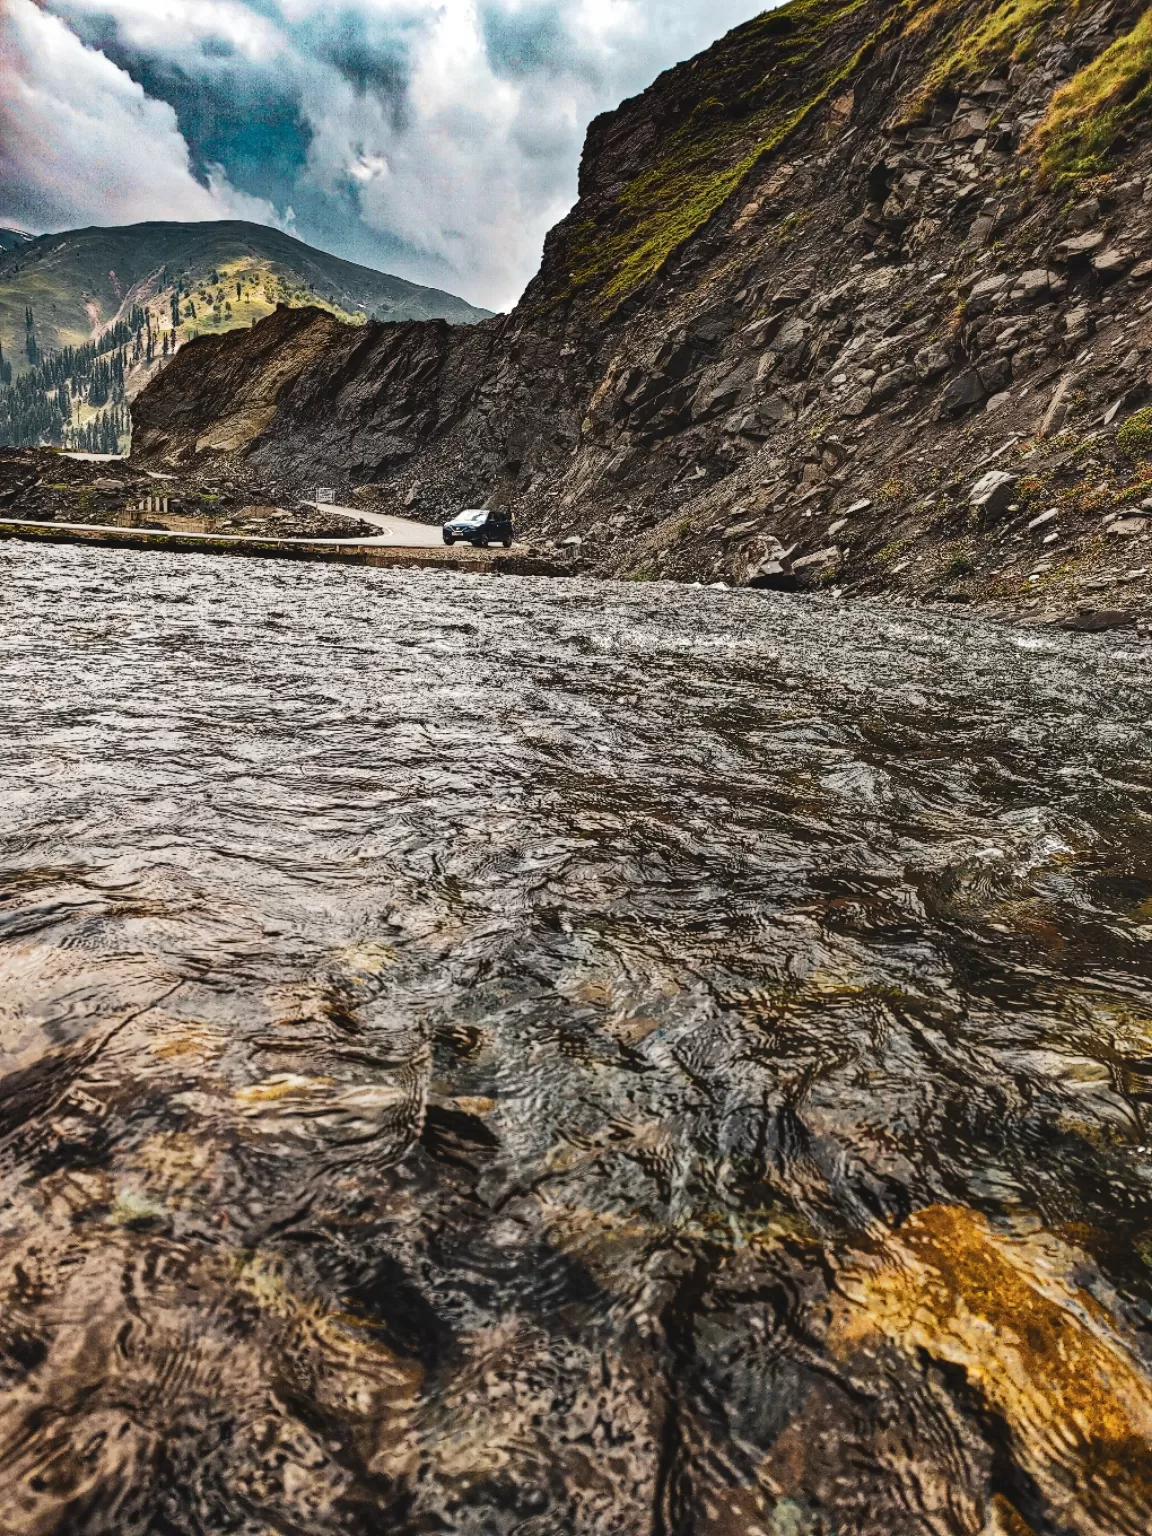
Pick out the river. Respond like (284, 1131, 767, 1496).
(2, 542, 1152, 1536)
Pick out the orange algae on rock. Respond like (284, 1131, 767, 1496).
(831, 1205, 1152, 1533)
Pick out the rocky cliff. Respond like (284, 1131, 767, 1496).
(131, 0, 1152, 621)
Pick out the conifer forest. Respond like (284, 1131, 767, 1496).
(0, 304, 149, 454)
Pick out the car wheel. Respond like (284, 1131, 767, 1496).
(478, 535, 489, 548)
(502, 537, 512, 547)
(443, 534, 454, 545)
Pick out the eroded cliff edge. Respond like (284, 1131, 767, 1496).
(131, 0, 1152, 619)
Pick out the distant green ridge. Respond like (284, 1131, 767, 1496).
(0, 219, 493, 449)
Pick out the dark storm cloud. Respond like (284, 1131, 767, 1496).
(480, 2, 576, 82)
(44, 2, 315, 203)
(102, 52, 313, 205)
(307, 8, 413, 107)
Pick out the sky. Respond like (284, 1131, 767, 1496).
(0, 0, 771, 311)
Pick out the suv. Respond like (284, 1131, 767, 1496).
(442, 508, 514, 547)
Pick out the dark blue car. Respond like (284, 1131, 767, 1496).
(442, 509, 514, 547)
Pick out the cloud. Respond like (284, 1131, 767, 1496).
(0, 0, 278, 233)
(2, 0, 773, 310)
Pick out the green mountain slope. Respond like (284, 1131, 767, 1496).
(0, 220, 494, 450)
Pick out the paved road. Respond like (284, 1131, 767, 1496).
(306, 503, 445, 546)
(0, 518, 441, 549)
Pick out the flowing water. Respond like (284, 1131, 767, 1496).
(2, 542, 1152, 1536)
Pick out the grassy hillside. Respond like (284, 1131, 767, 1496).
(0, 220, 493, 450)
(561, 0, 1152, 312)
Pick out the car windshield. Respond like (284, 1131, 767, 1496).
(453, 511, 488, 525)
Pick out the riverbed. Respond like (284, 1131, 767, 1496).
(2, 542, 1152, 1535)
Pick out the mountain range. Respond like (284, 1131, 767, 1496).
(0, 221, 492, 450)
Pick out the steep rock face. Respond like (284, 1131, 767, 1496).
(132, 0, 1152, 615)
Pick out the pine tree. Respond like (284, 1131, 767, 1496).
(0, 299, 145, 448)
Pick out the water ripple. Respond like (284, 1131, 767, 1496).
(1, 544, 1151, 1533)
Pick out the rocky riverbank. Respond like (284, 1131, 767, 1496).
(0, 448, 382, 539)
(0, 449, 570, 576)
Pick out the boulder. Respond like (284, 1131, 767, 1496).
(692, 359, 754, 421)
(1068, 198, 1101, 231)
(968, 469, 1018, 518)
(652, 338, 699, 382)
(748, 558, 797, 592)
(1058, 608, 1133, 632)
(914, 343, 952, 382)
(1040, 373, 1077, 436)
(871, 365, 917, 403)
(770, 280, 812, 308)
(950, 107, 990, 141)
(758, 393, 796, 425)
(1064, 306, 1094, 345)
(1011, 268, 1066, 304)
(1093, 247, 1133, 278)
(840, 385, 873, 417)
(732, 393, 794, 436)
(978, 355, 1013, 394)
(792, 546, 841, 575)
(939, 369, 986, 415)
(769, 316, 812, 354)
(966, 274, 1009, 317)
(1053, 230, 1106, 261)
